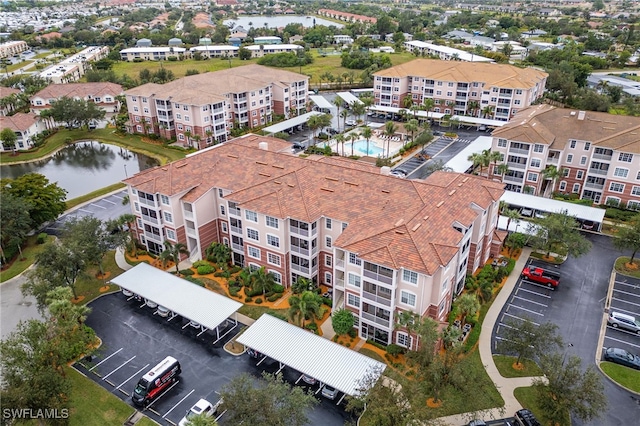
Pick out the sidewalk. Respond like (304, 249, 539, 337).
(437, 247, 543, 425)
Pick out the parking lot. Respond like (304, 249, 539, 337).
(76, 293, 352, 426)
(603, 274, 640, 358)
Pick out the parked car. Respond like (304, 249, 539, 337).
(145, 299, 158, 309)
(515, 409, 541, 426)
(603, 347, 640, 370)
(467, 420, 487, 426)
(607, 312, 640, 334)
(321, 385, 339, 400)
(157, 306, 171, 318)
(247, 348, 262, 358)
(301, 374, 316, 385)
(188, 320, 201, 328)
(327, 128, 339, 135)
(122, 289, 133, 297)
(345, 119, 357, 126)
(581, 220, 595, 230)
(292, 143, 305, 151)
(520, 208, 533, 217)
(178, 398, 222, 426)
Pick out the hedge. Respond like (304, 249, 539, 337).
(197, 264, 215, 275)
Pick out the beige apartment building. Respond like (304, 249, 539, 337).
(123, 134, 505, 347)
(373, 59, 547, 121)
(30, 82, 123, 117)
(123, 65, 309, 150)
(0, 40, 28, 59)
(491, 104, 640, 208)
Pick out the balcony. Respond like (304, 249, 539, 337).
(138, 197, 156, 207)
(140, 214, 159, 224)
(546, 157, 559, 165)
(144, 231, 162, 242)
(334, 278, 345, 289)
(362, 291, 392, 307)
(592, 152, 612, 161)
(584, 182, 604, 190)
(504, 174, 524, 183)
(186, 227, 197, 238)
(230, 225, 242, 234)
(361, 311, 391, 327)
(291, 263, 310, 274)
(290, 245, 310, 256)
(290, 225, 310, 237)
(184, 210, 193, 219)
(363, 269, 393, 285)
(336, 258, 345, 269)
(229, 207, 241, 217)
(507, 161, 526, 170)
(588, 168, 609, 176)
(509, 147, 529, 155)
(231, 242, 243, 251)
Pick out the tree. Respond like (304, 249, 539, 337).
(487, 150, 503, 177)
(1, 173, 67, 228)
(334, 133, 346, 156)
(352, 101, 366, 124)
(205, 242, 231, 267)
(288, 290, 322, 327)
(0, 193, 32, 263)
(0, 127, 17, 151)
(360, 126, 373, 156)
(454, 293, 480, 323)
(468, 151, 489, 177)
(184, 413, 218, 426)
(349, 132, 359, 157)
(61, 216, 114, 278)
(541, 165, 566, 195)
(503, 208, 521, 232)
(504, 232, 527, 256)
(219, 372, 317, 426)
(422, 98, 435, 119)
(331, 308, 354, 336)
(251, 266, 277, 297)
(533, 353, 606, 424)
(532, 212, 592, 259)
(395, 310, 419, 350)
(340, 109, 349, 132)
(383, 121, 397, 158)
(613, 213, 640, 265)
(498, 317, 563, 366)
(159, 240, 190, 274)
(333, 96, 343, 132)
(404, 119, 419, 147)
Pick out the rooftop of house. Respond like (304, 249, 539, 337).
(0, 112, 38, 131)
(124, 134, 504, 274)
(32, 82, 123, 101)
(493, 104, 640, 153)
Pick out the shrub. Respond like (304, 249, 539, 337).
(386, 343, 403, 356)
(254, 298, 263, 304)
(322, 297, 332, 306)
(230, 266, 242, 274)
(345, 343, 350, 348)
(305, 322, 318, 332)
(245, 297, 253, 303)
(266, 311, 288, 321)
(136, 250, 148, 256)
(196, 264, 215, 275)
(267, 294, 281, 302)
(228, 279, 236, 287)
(192, 260, 210, 268)
(36, 233, 48, 244)
(272, 284, 285, 293)
(245, 287, 263, 297)
(229, 287, 240, 297)
(221, 270, 231, 278)
(333, 335, 339, 342)
(185, 276, 204, 287)
(366, 339, 387, 351)
(348, 328, 357, 338)
(385, 353, 393, 362)
(214, 271, 224, 277)
(264, 291, 275, 298)
(179, 269, 194, 276)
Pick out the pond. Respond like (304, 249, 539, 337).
(0, 141, 159, 200)
(224, 15, 343, 30)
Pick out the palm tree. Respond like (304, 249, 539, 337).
(467, 100, 480, 117)
(251, 266, 276, 297)
(352, 102, 365, 124)
(422, 98, 435, 121)
(359, 95, 374, 124)
(307, 114, 322, 145)
(340, 109, 349, 131)
(395, 310, 419, 350)
(542, 165, 565, 196)
(360, 126, 373, 156)
(117, 213, 138, 256)
(487, 150, 503, 177)
(402, 95, 414, 114)
(468, 150, 490, 177)
(205, 242, 231, 268)
(405, 119, 419, 147)
(482, 105, 495, 119)
(159, 240, 190, 274)
(288, 290, 323, 327)
(503, 208, 521, 232)
(383, 121, 396, 158)
(332, 96, 343, 132)
(334, 133, 346, 156)
(496, 163, 510, 180)
(348, 132, 359, 157)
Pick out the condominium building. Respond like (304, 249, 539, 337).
(491, 104, 640, 208)
(123, 134, 505, 347)
(119, 46, 187, 61)
(373, 59, 548, 121)
(0, 40, 28, 59)
(123, 65, 309, 149)
(31, 82, 123, 116)
(39, 46, 110, 84)
(0, 113, 43, 151)
(403, 41, 493, 63)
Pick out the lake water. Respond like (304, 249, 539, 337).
(0, 141, 158, 200)
(224, 15, 343, 30)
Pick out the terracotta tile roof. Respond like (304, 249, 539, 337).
(0, 112, 38, 131)
(375, 59, 548, 89)
(125, 135, 504, 274)
(32, 82, 123, 100)
(0, 87, 20, 98)
(493, 104, 640, 153)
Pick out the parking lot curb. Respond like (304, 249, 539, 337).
(595, 361, 640, 397)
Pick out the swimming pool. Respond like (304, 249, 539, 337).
(345, 139, 384, 156)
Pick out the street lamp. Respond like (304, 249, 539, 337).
(124, 164, 128, 178)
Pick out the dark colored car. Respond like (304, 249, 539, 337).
(515, 409, 541, 426)
(292, 143, 305, 150)
(603, 347, 640, 370)
(247, 348, 262, 359)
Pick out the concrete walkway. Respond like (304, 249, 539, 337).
(437, 247, 544, 425)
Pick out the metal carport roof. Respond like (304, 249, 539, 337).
(444, 136, 493, 172)
(337, 91, 363, 106)
(309, 95, 333, 110)
(110, 263, 242, 332)
(236, 314, 386, 396)
(262, 111, 322, 135)
(450, 115, 508, 127)
(500, 191, 606, 223)
(369, 105, 445, 120)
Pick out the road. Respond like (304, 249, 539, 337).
(0, 273, 41, 340)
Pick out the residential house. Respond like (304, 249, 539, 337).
(30, 82, 123, 117)
(0, 113, 43, 151)
(0, 87, 21, 116)
(123, 134, 505, 347)
(119, 46, 187, 61)
(317, 9, 377, 25)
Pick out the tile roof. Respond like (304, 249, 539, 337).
(125, 134, 504, 275)
(32, 82, 123, 100)
(374, 59, 548, 89)
(493, 104, 640, 153)
(0, 87, 20, 99)
(0, 112, 38, 131)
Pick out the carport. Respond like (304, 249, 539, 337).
(369, 105, 445, 121)
(336, 91, 363, 106)
(236, 314, 386, 404)
(110, 263, 242, 343)
(450, 115, 507, 129)
(310, 95, 334, 112)
(500, 191, 606, 231)
(444, 136, 493, 172)
(263, 111, 323, 136)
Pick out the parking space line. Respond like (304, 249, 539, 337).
(517, 287, 552, 299)
(103, 355, 136, 381)
(508, 304, 544, 316)
(77, 208, 93, 214)
(116, 363, 149, 390)
(604, 335, 640, 349)
(614, 280, 640, 289)
(502, 312, 540, 325)
(511, 295, 548, 307)
(611, 297, 640, 308)
(162, 389, 195, 418)
(613, 288, 640, 299)
(89, 203, 107, 209)
(89, 348, 123, 371)
(608, 306, 639, 316)
(102, 199, 116, 205)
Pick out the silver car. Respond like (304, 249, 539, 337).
(608, 312, 640, 335)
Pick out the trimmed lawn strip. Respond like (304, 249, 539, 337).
(133, 417, 157, 426)
(66, 366, 135, 426)
(357, 347, 386, 363)
(0, 234, 54, 283)
(614, 256, 640, 278)
(493, 355, 543, 378)
(514, 386, 570, 426)
(237, 304, 288, 321)
(601, 361, 640, 392)
(66, 183, 125, 210)
(74, 252, 123, 304)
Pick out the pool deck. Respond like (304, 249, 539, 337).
(329, 132, 404, 157)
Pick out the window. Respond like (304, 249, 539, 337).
(396, 332, 411, 348)
(497, 139, 507, 148)
(325, 272, 332, 284)
(268, 253, 281, 266)
(247, 246, 260, 259)
(559, 181, 567, 191)
(632, 186, 640, 196)
(176, 113, 181, 119)
(400, 291, 416, 307)
(584, 142, 591, 151)
(325, 255, 332, 267)
(349, 253, 361, 266)
(530, 158, 541, 168)
(325, 236, 332, 248)
(183, 105, 188, 111)
(606, 196, 621, 206)
(325, 218, 332, 229)
(628, 200, 640, 211)
(245, 210, 258, 222)
(580, 156, 587, 165)
(220, 205, 226, 216)
(403, 269, 418, 284)
(342, 223, 348, 231)
(563, 168, 570, 177)
(266, 216, 279, 228)
(137, 218, 142, 228)
(221, 222, 228, 233)
(348, 273, 361, 287)
(166, 229, 176, 240)
(527, 172, 538, 182)
(576, 170, 583, 179)
(609, 182, 625, 193)
(566, 154, 573, 163)
(347, 293, 360, 307)
(572, 183, 581, 193)
(160, 195, 169, 205)
(267, 234, 280, 248)
(619, 153, 634, 162)
(163, 212, 173, 223)
(534, 144, 544, 153)
(570, 140, 577, 149)
(614, 168, 629, 178)
(134, 202, 139, 212)
(247, 228, 259, 241)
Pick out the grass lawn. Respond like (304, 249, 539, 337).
(5, 59, 32, 72)
(614, 256, 640, 278)
(0, 234, 54, 283)
(600, 361, 640, 392)
(66, 366, 136, 426)
(514, 386, 570, 426)
(73, 251, 124, 304)
(493, 355, 543, 378)
(357, 347, 386, 363)
(237, 304, 288, 320)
